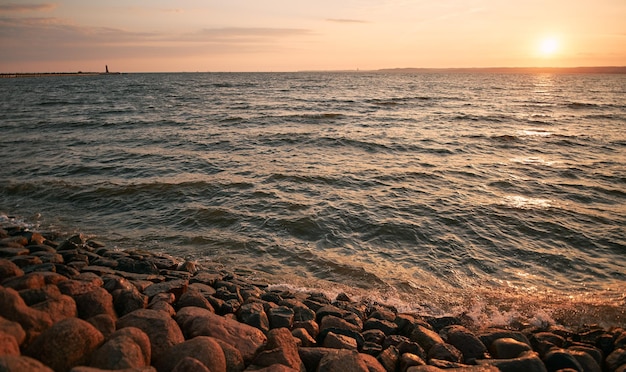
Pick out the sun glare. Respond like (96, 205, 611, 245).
(539, 37, 559, 57)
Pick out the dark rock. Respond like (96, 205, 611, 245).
(116, 257, 159, 275)
(57, 278, 101, 297)
(0, 355, 54, 372)
(31, 291, 77, 323)
(175, 306, 266, 364)
(90, 327, 151, 370)
(321, 315, 361, 333)
(253, 327, 305, 371)
(238, 302, 270, 332)
(214, 338, 246, 372)
(113, 287, 149, 316)
(490, 337, 533, 359)
(606, 348, 626, 372)
(25, 317, 104, 372)
(316, 304, 345, 322)
(362, 341, 384, 356)
(364, 318, 398, 336)
(2, 272, 45, 290)
(479, 328, 531, 349)
(19, 284, 62, 306)
(269, 306, 295, 329)
(117, 309, 185, 366)
(171, 357, 211, 372)
(189, 272, 222, 286)
(568, 345, 603, 366)
(87, 314, 116, 339)
(568, 350, 601, 372)
(293, 320, 319, 339)
(74, 287, 116, 320)
(398, 340, 426, 360)
(400, 353, 427, 371)
(442, 325, 488, 361)
(9, 255, 42, 267)
(156, 336, 226, 372)
(360, 353, 386, 372)
(428, 342, 463, 363)
(363, 329, 386, 344)
(410, 324, 444, 352)
(318, 327, 365, 349)
(543, 349, 584, 371)
(188, 282, 217, 296)
(0, 247, 29, 257)
(370, 308, 396, 322)
(262, 291, 283, 304)
(176, 290, 215, 312)
(143, 279, 188, 300)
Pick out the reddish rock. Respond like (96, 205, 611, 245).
(0, 332, 20, 356)
(0, 259, 24, 281)
(175, 290, 214, 312)
(18, 284, 63, 306)
(147, 300, 176, 315)
(251, 365, 300, 372)
(476, 351, 547, 372)
(74, 287, 117, 320)
(31, 293, 77, 323)
(293, 320, 319, 339)
(1, 272, 46, 290)
(117, 309, 185, 365)
(171, 357, 211, 372)
(292, 328, 316, 347)
(87, 314, 116, 339)
(377, 345, 400, 372)
(214, 338, 245, 372)
(323, 331, 358, 350)
(57, 279, 101, 297)
(90, 327, 151, 370)
(156, 336, 226, 372)
(320, 315, 361, 333)
(317, 350, 369, 372)
(0, 286, 53, 343)
(442, 325, 487, 361)
(428, 342, 463, 363)
(0, 317, 26, 346)
(489, 337, 532, 359)
(254, 327, 305, 371)
(113, 287, 149, 316)
(70, 366, 156, 372)
(25, 317, 104, 372)
(175, 306, 266, 364)
(0, 355, 54, 372)
(410, 325, 444, 353)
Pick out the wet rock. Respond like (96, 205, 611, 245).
(321, 314, 361, 333)
(568, 345, 603, 366)
(9, 255, 42, 267)
(0, 355, 54, 372)
(117, 309, 185, 366)
(90, 327, 151, 370)
(293, 320, 319, 339)
(442, 325, 488, 361)
(0, 247, 29, 257)
(479, 329, 531, 349)
(116, 257, 159, 275)
(568, 349, 601, 372)
(74, 287, 116, 320)
(156, 336, 226, 372)
(323, 331, 358, 350)
(25, 317, 104, 372)
(489, 337, 533, 359)
(2, 272, 46, 290)
(316, 304, 345, 322)
(317, 350, 369, 372)
(363, 329, 386, 344)
(543, 348, 584, 371)
(0, 259, 24, 281)
(253, 327, 305, 371)
(410, 325, 444, 353)
(400, 352, 427, 371)
(175, 306, 266, 364)
(280, 299, 316, 322)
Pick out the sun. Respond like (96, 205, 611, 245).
(538, 37, 559, 57)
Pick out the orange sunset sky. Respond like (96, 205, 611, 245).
(1, 0, 625, 73)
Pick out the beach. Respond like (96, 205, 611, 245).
(1, 218, 625, 371)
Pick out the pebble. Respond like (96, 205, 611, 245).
(0, 222, 624, 372)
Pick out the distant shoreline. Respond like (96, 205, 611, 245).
(1, 66, 625, 76)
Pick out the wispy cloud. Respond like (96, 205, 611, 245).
(186, 27, 312, 42)
(326, 18, 368, 24)
(0, 3, 57, 12)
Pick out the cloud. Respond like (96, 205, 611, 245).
(184, 27, 312, 42)
(0, 3, 57, 12)
(326, 18, 369, 24)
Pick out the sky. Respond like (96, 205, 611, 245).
(1, 0, 625, 72)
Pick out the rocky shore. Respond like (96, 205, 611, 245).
(1, 222, 625, 372)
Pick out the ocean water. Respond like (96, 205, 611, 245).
(1, 72, 625, 326)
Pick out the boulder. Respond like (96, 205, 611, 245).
(171, 357, 211, 372)
(214, 338, 245, 372)
(292, 328, 316, 347)
(363, 318, 398, 335)
(428, 342, 463, 363)
(116, 309, 185, 366)
(490, 337, 532, 359)
(0, 259, 24, 281)
(0, 286, 52, 343)
(0, 317, 25, 346)
(143, 279, 188, 300)
(74, 287, 116, 320)
(268, 306, 295, 329)
(175, 290, 214, 312)
(606, 348, 626, 372)
(253, 327, 305, 371)
(155, 336, 226, 372)
(238, 301, 270, 332)
(112, 287, 148, 316)
(410, 325, 444, 352)
(31, 292, 77, 323)
(323, 331, 358, 350)
(25, 317, 104, 372)
(175, 306, 266, 364)
(1, 272, 45, 290)
(86, 314, 116, 339)
(0, 355, 54, 372)
(0, 332, 20, 356)
(317, 350, 369, 372)
(377, 345, 400, 372)
(442, 325, 487, 361)
(320, 315, 361, 333)
(90, 327, 151, 370)
(476, 351, 547, 372)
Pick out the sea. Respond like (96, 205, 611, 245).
(1, 71, 624, 327)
